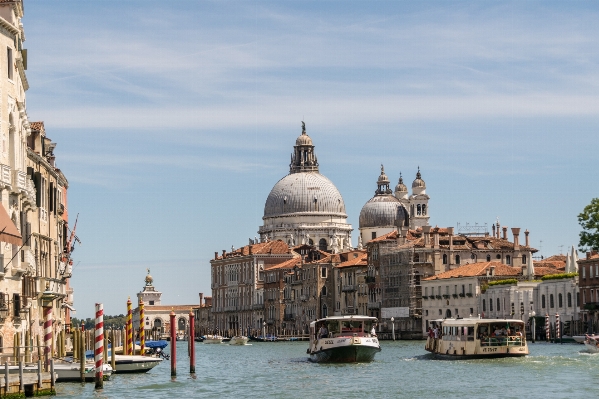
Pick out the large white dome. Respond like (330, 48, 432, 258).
(263, 172, 347, 219)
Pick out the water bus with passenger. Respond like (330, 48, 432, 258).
(308, 315, 381, 363)
(425, 318, 529, 359)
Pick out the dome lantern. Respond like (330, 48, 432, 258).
(375, 164, 392, 195)
(412, 166, 426, 190)
(290, 121, 319, 174)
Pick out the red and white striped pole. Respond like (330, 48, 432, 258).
(170, 310, 176, 377)
(139, 299, 145, 356)
(126, 297, 133, 355)
(94, 303, 104, 389)
(189, 309, 195, 374)
(43, 306, 52, 370)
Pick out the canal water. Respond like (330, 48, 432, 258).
(57, 340, 597, 398)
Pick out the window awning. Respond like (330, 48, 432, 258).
(0, 204, 21, 246)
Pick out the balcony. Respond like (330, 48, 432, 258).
(266, 318, 275, 325)
(0, 164, 10, 189)
(300, 295, 308, 301)
(252, 303, 265, 310)
(343, 308, 356, 315)
(367, 301, 381, 310)
(283, 314, 294, 321)
(342, 284, 356, 292)
(291, 279, 303, 285)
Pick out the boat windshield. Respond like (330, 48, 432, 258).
(321, 319, 375, 338)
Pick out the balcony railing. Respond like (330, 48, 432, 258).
(300, 295, 308, 301)
(252, 303, 265, 310)
(342, 284, 356, 292)
(283, 314, 294, 321)
(367, 301, 381, 310)
(0, 164, 10, 188)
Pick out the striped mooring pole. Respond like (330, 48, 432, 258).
(545, 314, 550, 342)
(95, 303, 104, 389)
(555, 313, 561, 343)
(170, 310, 176, 377)
(139, 299, 145, 356)
(189, 309, 195, 374)
(126, 297, 133, 356)
(43, 306, 52, 370)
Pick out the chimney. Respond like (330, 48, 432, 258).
(448, 227, 454, 251)
(199, 292, 204, 306)
(400, 227, 409, 245)
(489, 265, 495, 276)
(588, 252, 592, 260)
(511, 227, 521, 250)
(222, 249, 226, 258)
(422, 226, 431, 247)
(433, 228, 440, 249)
(496, 221, 501, 238)
(524, 230, 530, 246)
(249, 245, 253, 255)
(214, 251, 218, 260)
(502, 227, 507, 240)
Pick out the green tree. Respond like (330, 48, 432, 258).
(578, 198, 599, 252)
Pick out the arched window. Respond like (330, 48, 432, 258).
(490, 299, 493, 311)
(567, 293, 572, 307)
(445, 309, 452, 318)
(318, 238, 327, 251)
(522, 255, 527, 264)
(541, 295, 546, 308)
(442, 254, 448, 264)
(482, 299, 486, 312)
(558, 293, 563, 308)
(422, 204, 427, 215)
(177, 318, 186, 332)
(322, 304, 328, 318)
(486, 255, 491, 262)
(410, 204, 414, 216)
(506, 255, 511, 265)
(417, 204, 422, 215)
(321, 286, 327, 296)
(497, 298, 501, 312)
(455, 255, 460, 265)
(308, 238, 314, 246)
(550, 294, 554, 308)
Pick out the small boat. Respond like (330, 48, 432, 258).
(425, 318, 529, 359)
(307, 316, 381, 363)
(573, 335, 587, 344)
(112, 355, 162, 373)
(54, 361, 113, 382)
(229, 336, 249, 345)
(583, 334, 599, 353)
(203, 334, 224, 344)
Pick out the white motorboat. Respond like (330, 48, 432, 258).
(583, 334, 599, 353)
(203, 335, 224, 344)
(112, 355, 162, 373)
(425, 318, 529, 359)
(229, 336, 249, 345)
(54, 361, 113, 382)
(573, 335, 587, 344)
(308, 316, 381, 363)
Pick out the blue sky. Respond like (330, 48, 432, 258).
(22, 1, 599, 318)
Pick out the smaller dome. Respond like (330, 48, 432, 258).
(377, 165, 390, 185)
(295, 121, 313, 146)
(395, 173, 408, 192)
(296, 132, 313, 146)
(412, 167, 426, 189)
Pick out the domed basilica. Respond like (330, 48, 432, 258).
(259, 123, 353, 253)
(358, 166, 430, 245)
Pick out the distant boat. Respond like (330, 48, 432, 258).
(583, 334, 599, 353)
(203, 335, 224, 344)
(229, 336, 249, 345)
(53, 361, 113, 382)
(112, 355, 162, 373)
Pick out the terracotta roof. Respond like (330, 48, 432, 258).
(336, 252, 368, 268)
(30, 121, 44, 131)
(533, 266, 564, 277)
(265, 256, 302, 270)
(424, 261, 521, 280)
(368, 230, 398, 243)
(215, 240, 290, 259)
(543, 255, 567, 263)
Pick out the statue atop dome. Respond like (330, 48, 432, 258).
(145, 268, 153, 286)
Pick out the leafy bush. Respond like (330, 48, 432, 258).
(488, 279, 518, 286)
(541, 272, 578, 281)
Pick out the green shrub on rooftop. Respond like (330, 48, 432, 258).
(488, 279, 518, 286)
(541, 272, 578, 281)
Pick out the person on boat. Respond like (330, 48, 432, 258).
(371, 324, 377, 337)
(319, 323, 328, 338)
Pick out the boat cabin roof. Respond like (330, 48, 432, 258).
(310, 315, 378, 327)
(433, 318, 525, 327)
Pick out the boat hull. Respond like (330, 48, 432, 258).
(310, 344, 380, 363)
(54, 363, 113, 382)
(113, 355, 162, 373)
